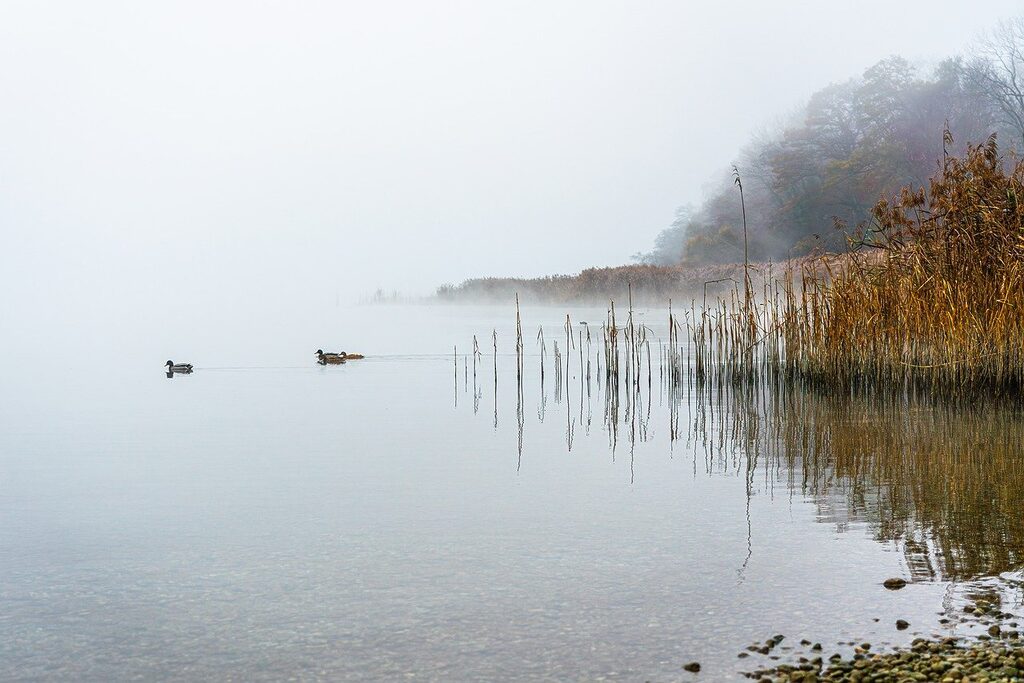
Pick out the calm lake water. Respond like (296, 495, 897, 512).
(2, 304, 1022, 681)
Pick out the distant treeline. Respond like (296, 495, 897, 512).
(435, 263, 752, 304)
(637, 17, 1024, 265)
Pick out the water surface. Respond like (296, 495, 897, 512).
(2, 304, 1022, 680)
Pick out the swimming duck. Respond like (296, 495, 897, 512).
(315, 350, 366, 364)
(165, 360, 193, 373)
(315, 349, 345, 364)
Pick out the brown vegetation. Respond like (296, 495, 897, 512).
(698, 138, 1024, 395)
(436, 262, 752, 304)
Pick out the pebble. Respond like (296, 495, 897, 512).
(745, 638, 1024, 681)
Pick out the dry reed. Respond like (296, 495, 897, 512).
(692, 139, 1024, 397)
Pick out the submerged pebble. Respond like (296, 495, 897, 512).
(745, 637, 1024, 682)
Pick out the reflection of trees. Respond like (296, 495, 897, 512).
(690, 383, 1024, 581)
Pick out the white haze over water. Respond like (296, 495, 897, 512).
(5, 6, 1024, 678)
(2, 0, 1022, 348)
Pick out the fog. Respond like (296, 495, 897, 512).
(5, 7, 1024, 679)
(2, 0, 1021, 338)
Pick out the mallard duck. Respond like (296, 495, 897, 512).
(165, 360, 193, 373)
(315, 349, 366, 364)
(315, 349, 345, 364)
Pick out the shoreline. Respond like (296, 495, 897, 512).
(434, 262, 752, 305)
(747, 637, 1024, 682)
(734, 583, 1024, 682)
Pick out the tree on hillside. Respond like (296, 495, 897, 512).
(636, 16, 1024, 267)
(632, 206, 695, 265)
(965, 17, 1024, 147)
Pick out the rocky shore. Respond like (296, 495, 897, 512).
(706, 585, 1024, 682)
(746, 636, 1024, 682)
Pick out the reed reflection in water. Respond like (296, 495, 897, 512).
(457, 328, 1024, 584)
(697, 382, 1024, 583)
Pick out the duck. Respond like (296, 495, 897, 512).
(315, 349, 345, 364)
(165, 360, 193, 373)
(315, 349, 366, 364)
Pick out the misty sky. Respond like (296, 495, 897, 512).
(3, 0, 1022, 318)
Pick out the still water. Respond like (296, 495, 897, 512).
(1, 304, 1022, 681)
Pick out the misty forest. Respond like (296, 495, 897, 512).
(641, 24, 1024, 265)
(8, 5, 1024, 683)
(442, 19, 1024, 308)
